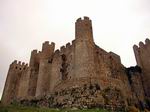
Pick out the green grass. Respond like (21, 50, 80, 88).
(0, 104, 111, 112)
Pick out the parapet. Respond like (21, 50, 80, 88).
(59, 41, 74, 53)
(76, 16, 91, 23)
(31, 49, 38, 54)
(75, 16, 94, 42)
(133, 38, 150, 57)
(39, 41, 56, 60)
(55, 49, 60, 54)
(84, 16, 90, 20)
(139, 41, 144, 48)
(133, 45, 139, 50)
(42, 41, 55, 52)
(72, 40, 75, 45)
(75, 16, 92, 30)
(75, 16, 92, 28)
(145, 38, 150, 44)
(53, 49, 60, 58)
(133, 38, 150, 50)
(10, 60, 28, 70)
(76, 18, 82, 22)
(30, 49, 39, 59)
(66, 42, 71, 48)
(60, 45, 65, 52)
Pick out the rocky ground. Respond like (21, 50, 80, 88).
(0, 104, 111, 112)
(19, 83, 126, 111)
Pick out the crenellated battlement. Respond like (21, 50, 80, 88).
(10, 60, 28, 70)
(42, 41, 55, 52)
(75, 16, 94, 43)
(76, 16, 91, 23)
(75, 16, 92, 29)
(60, 45, 65, 52)
(54, 49, 60, 56)
(58, 40, 75, 53)
(66, 42, 71, 48)
(60, 43, 71, 51)
(133, 45, 139, 50)
(133, 38, 150, 50)
(53, 41, 75, 57)
(72, 39, 75, 45)
(139, 41, 145, 48)
(133, 38, 150, 98)
(32, 49, 38, 54)
(31, 41, 55, 56)
(30, 49, 39, 58)
(145, 38, 150, 44)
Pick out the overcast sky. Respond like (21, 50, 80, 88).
(0, 0, 150, 99)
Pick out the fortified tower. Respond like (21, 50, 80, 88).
(133, 38, 150, 97)
(28, 50, 40, 97)
(74, 17, 96, 80)
(1, 60, 28, 105)
(28, 41, 55, 97)
(75, 16, 94, 42)
(36, 41, 55, 97)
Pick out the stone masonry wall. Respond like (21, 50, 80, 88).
(20, 84, 126, 111)
(36, 42, 55, 97)
(1, 17, 148, 109)
(1, 60, 28, 105)
(126, 66, 146, 108)
(17, 67, 30, 99)
(133, 39, 150, 97)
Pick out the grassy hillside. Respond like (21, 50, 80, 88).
(0, 104, 111, 112)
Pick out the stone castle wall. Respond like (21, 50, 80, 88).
(1, 61, 28, 104)
(133, 39, 150, 98)
(1, 17, 149, 109)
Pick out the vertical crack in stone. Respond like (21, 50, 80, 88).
(60, 54, 68, 80)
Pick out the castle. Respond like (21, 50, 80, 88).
(1, 17, 150, 110)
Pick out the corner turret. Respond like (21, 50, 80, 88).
(1, 60, 28, 105)
(133, 38, 150, 98)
